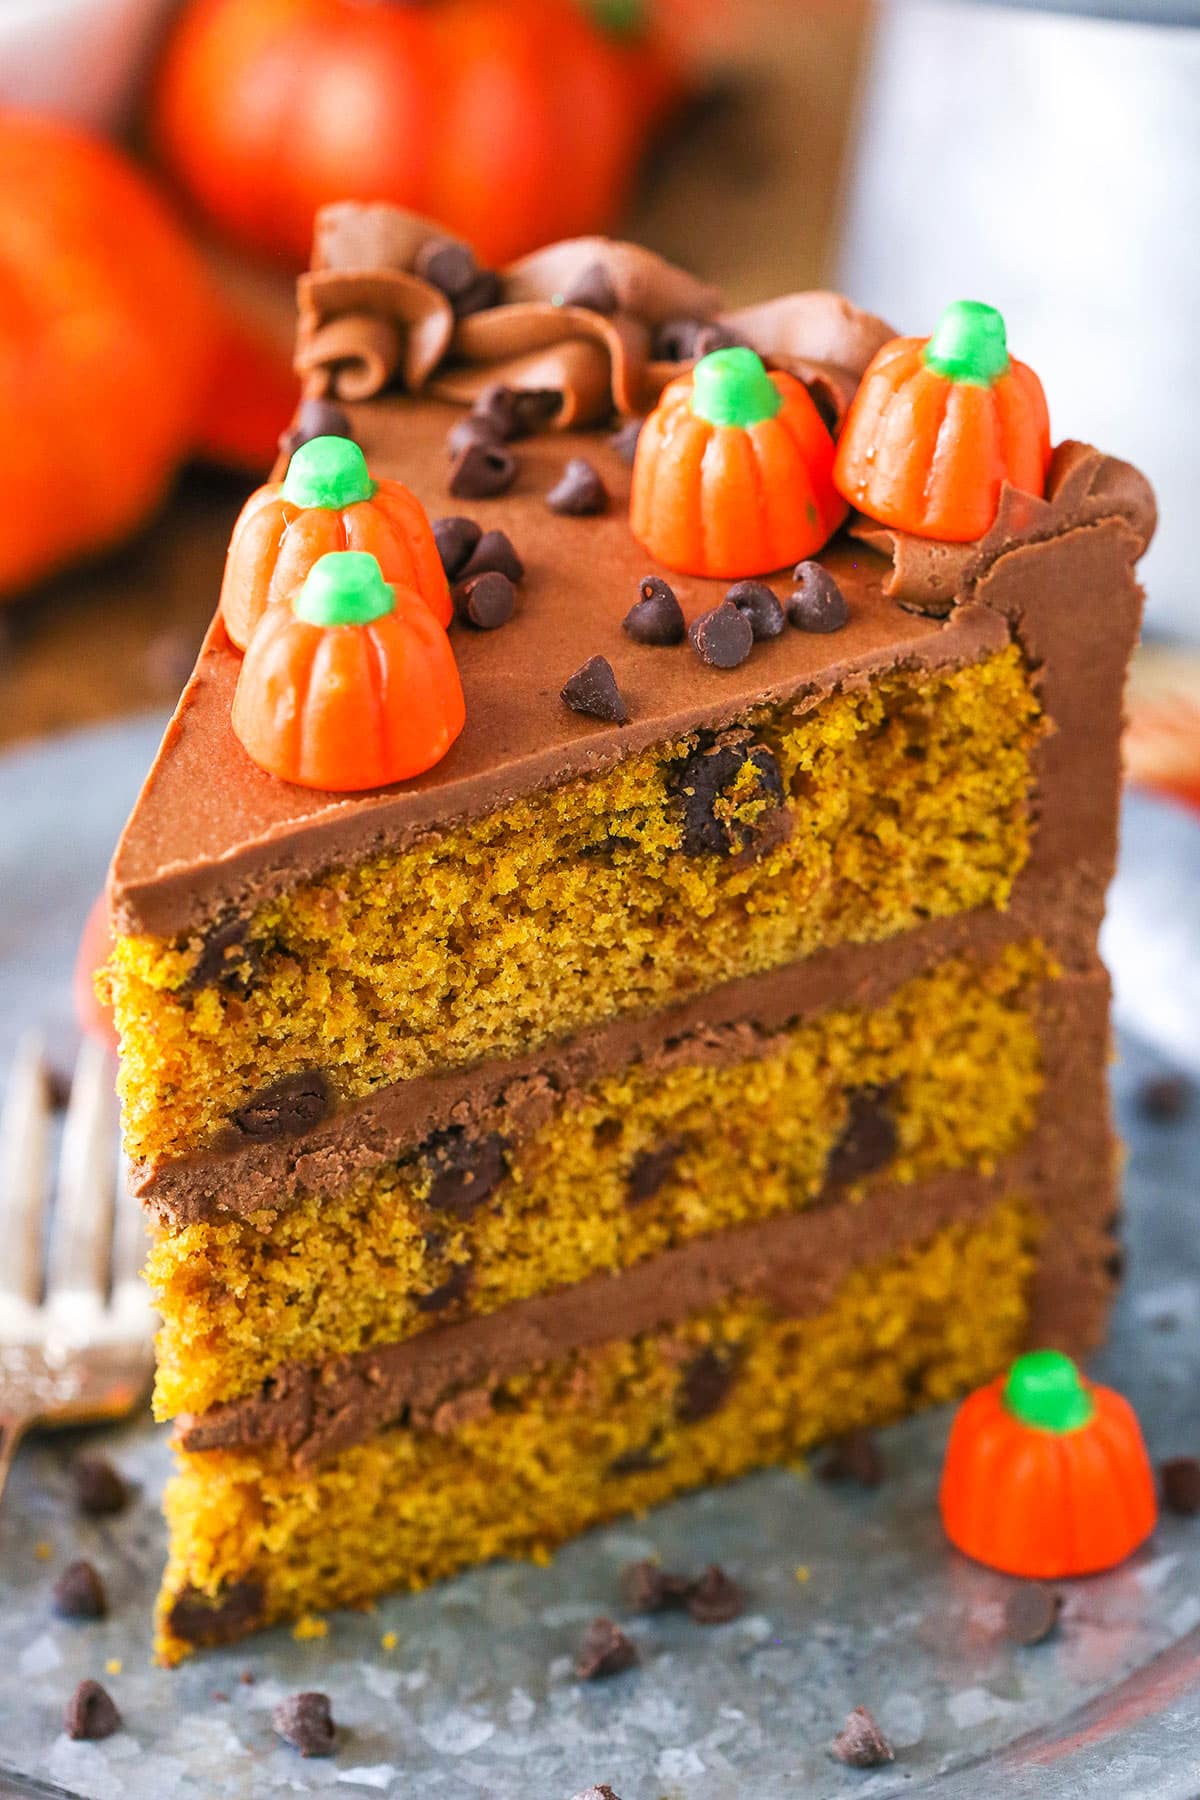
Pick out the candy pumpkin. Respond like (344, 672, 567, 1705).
(151, 0, 683, 270)
(834, 300, 1051, 543)
(220, 435, 452, 650)
(940, 1349, 1157, 1579)
(0, 112, 214, 597)
(630, 347, 846, 579)
(232, 550, 465, 790)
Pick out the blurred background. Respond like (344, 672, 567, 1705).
(0, 0, 1197, 807)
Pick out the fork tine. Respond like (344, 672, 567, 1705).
(44, 1036, 116, 1336)
(110, 1151, 155, 1337)
(0, 1032, 51, 1319)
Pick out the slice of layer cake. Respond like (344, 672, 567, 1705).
(103, 208, 1155, 1660)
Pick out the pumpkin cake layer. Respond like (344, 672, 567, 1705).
(148, 940, 1056, 1419)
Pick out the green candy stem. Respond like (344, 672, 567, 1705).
(1003, 1349, 1095, 1433)
(283, 434, 376, 510)
(690, 347, 782, 429)
(924, 300, 1010, 385)
(584, 0, 646, 38)
(293, 551, 395, 628)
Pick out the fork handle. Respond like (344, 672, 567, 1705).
(0, 1413, 34, 1505)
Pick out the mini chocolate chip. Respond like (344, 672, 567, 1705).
(826, 1086, 897, 1186)
(415, 1259, 473, 1314)
(414, 235, 478, 301)
(167, 1580, 266, 1646)
(72, 1452, 130, 1517)
(830, 1706, 894, 1769)
(790, 562, 849, 633)
(562, 655, 628, 724)
(817, 1428, 885, 1489)
(53, 1560, 108, 1620)
(432, 515, 483, 581)
(546, 457, 608, 516)
(446, 414, 504, 460)
(626, 1141, 681, 1207)
(620, 1560, 692, 1614)
(689, 599, 753, 669)
(453, 268, 502, 318)
(574, 1617, 638, 1680)
(726, 579, 785, 641)
(562, 261, 618, 315)
(676, 1346, 738, 1423)
(470, 382, 524, 443)
(64, 1679, 121, 1742)
(1138, 1074, 1191, 1121)
(687, 1564, 745, 1625)
(609, 418, 644, 463)
(1004, 1583, 1061, 1646)
(623, 575, 686, 646)
(453, 571, 516, 630)
(449, 441, 517, 499)
(1161, 1456, 1200, 1515)
(224, 1072, 333, 1145)
(671, 737, 785, 858)
(652, 317, 739, 362)
(424, 1128, 508, 1219)
(459, 527, 524, 583)
(279, 397, 352, 459)
(273, 1691, 337, 1758)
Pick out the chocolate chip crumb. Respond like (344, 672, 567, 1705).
(826, 1086, 897, 1186)
(239, 1668, 256, 1685)
(453, 570, 516, 630)
(432, 515, 482, 581)
(609, 418, 644, 463)
(562, 656, 628, 724)
(574, 1617, 638, 1680)
(686, 1563, 745, 1624)
(620, 1559, 692, 1614)
(623, 575, 685, 646)
(562, 262, 618, 315)
(1161, 1455, 1200, 1515)
(460, 527, 524, 584)
(830, 1706, 894, 1768)
(676, 1346, 738, 1423)
(73, 1452, 130, 1517)
(1138, 1074, 1191, 1121)
(689, 599, 753, 669)
(449, 441, 517, 500)
(626, 1141, 681, 1207)
(52, 1560, 108, 1620)
(64, 1680, 121, 1742)
(546, 457, 608, 516)
(817, 1428, 885, 1489)
(790, 562, 849, 634)
(726, 579, 785, 641)
(1004, 1582, 1062, 1646)
(272, 1690, 337, 1757)
(279, 397, 352, 459)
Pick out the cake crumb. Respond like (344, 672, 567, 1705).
(292, 1614, 328, 1642)
(105, 1658, 123, 1676)
(34, 1541, 52, 1562)
(794, 1564, 811, 1583)
(381, 1631, 398, 1651)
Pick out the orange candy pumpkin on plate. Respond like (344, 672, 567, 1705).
(219, 435, 452, 651)
(630, 346, 846, 580)
(834, 300, 1051, 543)
(231, 549, 465, 791)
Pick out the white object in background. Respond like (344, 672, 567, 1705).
(0, 0, 175, 133)
(1103, 790, 1200, 1077)
(836, 0, 1200, 643)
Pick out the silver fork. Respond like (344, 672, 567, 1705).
(0, 1032, 155, 1502)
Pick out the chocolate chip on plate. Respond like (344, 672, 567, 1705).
(459, 527, 524, 584)
(446, 414, 504, 459)
(829, 1705, 895, 1768)
(279, 397, 353, 459)
(686, 1564, 745, 1625)
(561, 261, 619, 315)
(620, 1559, 692, 1614)
(453, 571, 516, 630)
(1161, 1455, 1200, 1515)
(432, 515, 483, 581)
(689, 599, 753, 669)
(1138, 1074, 1191, 1122)
(789, 562, 849, 634)
(562, 656, 628, 724)
(64, 1680, 121, 1742)
(53, 1559, 108, 1620)
(726, 579, 785, 641)
(546, 457, 608, 516)
(609, 418, 644, 464)
(817, 1428, 886, 1489)
(574, 1617, 639, 1680)
(449, 441, 517, 500)
(1004, 1582, 1062, 1646)
(72, 1451, 130, 1516)
(623, 575, 685, 646)
(272, 1690, 337, 1757)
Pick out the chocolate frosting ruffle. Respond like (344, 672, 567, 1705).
(294, 202, 894, 430)
(849, 441, 1159, 618)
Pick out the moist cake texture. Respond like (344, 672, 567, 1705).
(101, 205, 1155, 1659)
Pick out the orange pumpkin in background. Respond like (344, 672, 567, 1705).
(151, 0, 684, 271)
(0, 113, 216, 598)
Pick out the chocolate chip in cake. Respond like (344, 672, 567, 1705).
(432, 515, 483, 581)
(671, 737, 785, 858)
(607, 1438, 667, 1477)
(626, 1141, 682, 1207)
(609, 418, 644, 464)
(562, 656, 628, 724)
(623, 575, 685, 646)
(726, 579, 786, 641)
(561, 261, 618, 315)
(64, 1679, 121, 1742)
(53, 1560, 108, 1620)
(415, 235, 479, 302)
(652, 317, 739, 362)
(546, 457, 608, 516)
(224, 1072, 333, 1145)
(826, 1086, 897, 1186)
(72, 1451, 130, 1517)
(676, 1346, 738, 1423)
(574, 1617, 639, 1680)
(687, 1564, 745, 1625)
(272, 1690, 337, 1758)
(453, 571, 516, 630)
(1161, 1455, 1200, 1515)
(279, 397, 352, 459)
(789, 562, 849, 634)
(449, 441, 517, 500)
(446, 413, 505, 459)
(180, 914, 260, 999)
(459, 527, 525, 584)
(817, 1428, 886, 1489)
(167, 1580, 266, 1646)
(830, 1706, 894, 1768)
(620, 1559, 692, 1614)
(415, 1259, 473, 1314)
(1004, 1582, 1061, 1646)
(424, 1128, 508, 1219)
(689, 599, 753, 669)
(1138, 1074, 1191, 1122)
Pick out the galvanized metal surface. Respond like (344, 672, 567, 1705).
(0, 716, 1198, 1799)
